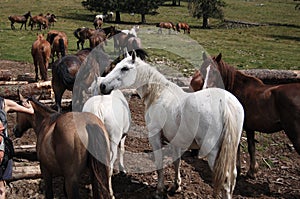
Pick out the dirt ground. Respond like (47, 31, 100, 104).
(1, 60, 300, 199)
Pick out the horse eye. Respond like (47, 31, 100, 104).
(121, 67, 129, 72)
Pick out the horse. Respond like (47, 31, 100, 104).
(8, 11, 31, 30)
(89, 31, 107, 50)
(51, 47, 112, 112)
(121, 25, 139, 37)
(28, 14, 49, 30)
(176, 22, 190, 34)
(74, 27, 96, 49)
(45, 13, 57, 27)
(99, 52, 244, 199)
(31, 33, 51, 81)
(156, 22, 176, 34)
(46, 30, 68, 63)
(13, 95, 112, 199)
(190, 53, 300, 178)
(83, 76, 131, 184)
(93, 18, 103, 29)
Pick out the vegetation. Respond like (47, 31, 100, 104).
(0, 0, 299, 71)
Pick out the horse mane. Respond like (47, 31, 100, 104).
(216, 57, 264, 91)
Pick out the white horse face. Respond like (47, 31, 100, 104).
(100, 53, 137, 94)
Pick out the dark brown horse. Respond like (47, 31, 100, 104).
(176, 22, 190, 34)
(13, 95, 112, 199)
(93, 18, 103, 29)
(8, 11, 31, 30)
(45, 13, 57, 27)
(74, 27, 96, 49)
(31, 34, 51, 81)
(190, 53, 300, 178)
(46, 30, 68, 63)
(156, 22, 176, 34)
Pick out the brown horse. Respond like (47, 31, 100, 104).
(74, 27, 96, 49)
(46, 30, 68, 63)
(176, 22, 190, 34)
(8, 11, 31, 30)
(29, 15, 49, 30)
(89, 31, 107, 50)
(13, 95, 112, 199)
(93, 18, 103, 29)
(31, 34, 51, 81)
(190, 53, 300, 178)
(45, 13, 57, 27)
(156, 22, 176, 34)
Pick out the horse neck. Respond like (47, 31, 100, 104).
(217, 61, 265, 93)
(135, 61, 183, 109)
(31, 101, 58, 135)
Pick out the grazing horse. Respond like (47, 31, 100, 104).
(45, 13, 57, 27)
(83, 77, 131, 186)
(13, 95, 112, 199)
(8, 11, 31, 30)
(31, 34, 51, 81)
(100, 52, 244, 199)
(29, 15, 49, 30)
(93, 18, 103, 29)
(46, 30, 68, 63)
(190, 53, 300, 178)
(176, 22, 190, 34)
(74, 27, 96, 49)
(156, 22, 176, 34)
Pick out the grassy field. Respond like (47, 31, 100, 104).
(0, 0, 299, 70)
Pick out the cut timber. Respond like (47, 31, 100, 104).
(16, 73, 36, 83)
(7, 165, 41, 182)
(241, 69, 300, 84)
(0, 81, 52, 100)
(0, 70, 12, 81)
(0, 81, 28, 86)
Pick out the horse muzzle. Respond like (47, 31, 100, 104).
(100, 83, 113, 95)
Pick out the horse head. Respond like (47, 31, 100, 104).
(100, 51, 138, 94)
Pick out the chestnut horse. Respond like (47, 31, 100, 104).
(190, 53, 300, 178)
(46, 30, 68, 63)
(8, 11, 31, 30)
(74, 27, 96, 49)
(93, 18, 103, 29)
(156, 22, 176, 34)
(29, 14, 49, 30)
(13, 96, 112, 199)
(31, 34, 51, 81)
(176, 22, 190, 34)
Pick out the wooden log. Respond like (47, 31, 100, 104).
(16, 73, 36, 83)
(0, 81, 28, 86)
(0, 70, 12, 81)
(241, 69, 300, 84)
(7, 165, 41, 182)
(0, 81, 52, 100)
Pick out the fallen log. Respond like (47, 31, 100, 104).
(241, 69, 300, 84)
(0, 81, 28, 86)
(7, 165, 41, 182)
(16, 73, 36, 83)
(0, 70, 12, 81)
(0, 81, 52, 100)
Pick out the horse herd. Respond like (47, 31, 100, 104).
(156, 21, 191, 34)
(7, 11, 300, 199)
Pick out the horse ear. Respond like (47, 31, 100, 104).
(202, 52, 208, 61)
(124, 48, 130, 57)
(216, 53, 222, 62)
(132, 50, 136, 63)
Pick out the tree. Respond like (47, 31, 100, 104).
(188, 0, 226, 28)
(172, 0, 181, 6)
(82, 0, 165, 23)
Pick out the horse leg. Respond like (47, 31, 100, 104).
(34, 60, 39, 82)
(236, 144, 241, 179)
(53, 86, 65, 112)
(168, 146, 182, 195)
(10, 22, 15, 30)
(20, 23, 24, 30)
(118, 136, 126, 174)
(64, 176, 80, 199)
(149, 129, 166, 199)
(246, 130, 259, 178)
(41, 167, 54, 199)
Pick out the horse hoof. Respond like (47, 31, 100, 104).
(167, 185, 181, 195)
(246, 170, 256, 179)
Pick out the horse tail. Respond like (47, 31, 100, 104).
(87, 123, 111, 199)
(73, 28, 81, 39)
(212, 99, 241, 197)
(40, 45, 50, 80)
(59, 38, 66, 57)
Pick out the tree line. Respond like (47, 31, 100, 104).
(81, 0, 226, 28)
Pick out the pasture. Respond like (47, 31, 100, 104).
(0, 0, 299, 198)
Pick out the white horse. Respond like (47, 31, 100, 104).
(121, 25, 139, 37)
(82, 77, 131, 197)
(99, 52, 244, 199)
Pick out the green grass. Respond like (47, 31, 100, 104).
(0, 0, 299, 70)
